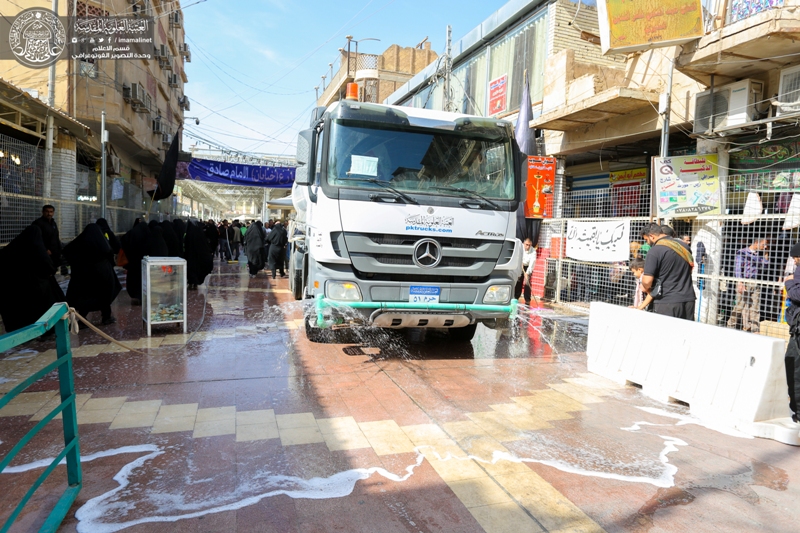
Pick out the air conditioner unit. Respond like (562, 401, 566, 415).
(179, 43, 190, 56)
(122, 84, 132, 102)
(162, 133, 173, 147)
(777, 64, 800, 116)
(168, 74, 179, 88)
(152, 116, 163, 134)
(170, 12, 182, 28)
(179, 95, 190, 111)
(153, 45, 162, 59)
(129, 83, 145, 106)
(693, 79, 763, 134)
(163, 55, 173, 71)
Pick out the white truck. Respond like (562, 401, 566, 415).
(289, 97, 524, 342)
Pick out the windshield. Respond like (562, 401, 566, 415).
(327, 121, 515, 201)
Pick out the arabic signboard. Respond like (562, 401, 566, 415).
(596, 0, 704, 55)
(488, 75, 508, 115)
(609, 168, 648, 183)
(566, 219, 631, 262)
(187, 159, 295, 188)
(525, 156, 556, 219)
(654, 154, 721, 216)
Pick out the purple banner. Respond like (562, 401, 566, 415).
(185, 158, 295, 188)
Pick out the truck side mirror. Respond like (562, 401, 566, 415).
(294, 129, 314, 185)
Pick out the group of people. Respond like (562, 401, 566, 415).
(242, 219, 289, 279)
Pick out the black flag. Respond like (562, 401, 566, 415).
(515, 71, 536, 241)
(150, 128, 181, 201)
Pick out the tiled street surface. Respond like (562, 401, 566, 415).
(1, 260, 800, 532)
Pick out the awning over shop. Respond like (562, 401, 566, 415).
(187, 158, 295, 188)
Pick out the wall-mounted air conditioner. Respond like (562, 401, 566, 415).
(777, 64, 800, 117)
(170, 12, 182, 28)
(693, 79, 763, 134)
(168, 74, 179, 88)
(152, 116, 163, 134)
(129, 83, 145, 106)
(162, 133, 173, 147)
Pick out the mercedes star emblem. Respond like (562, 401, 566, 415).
(413, 238, 442, 268)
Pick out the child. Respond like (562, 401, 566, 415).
(629, 258, 653, 311)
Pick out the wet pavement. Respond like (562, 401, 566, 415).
(1, 259, 800, 532)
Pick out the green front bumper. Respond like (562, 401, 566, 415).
(314, 294, 518, 328)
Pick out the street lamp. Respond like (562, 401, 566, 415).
(183, 116, 201, 125)
(321, 74, 327, 91)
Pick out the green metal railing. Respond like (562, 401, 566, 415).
(315, 293, 519, 327)
(0, 303, 82, 533)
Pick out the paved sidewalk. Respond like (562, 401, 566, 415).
(1, 260, 799, 532)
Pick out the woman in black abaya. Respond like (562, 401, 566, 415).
(185, 219, 213, 289)
(0, 225, 65, 332)
(96, 218, 121, 255)
(120, 221, 149, 301)
(244, 221, 267, 277)
(63, 223, 121, 325)
(160, 221, 182, 257)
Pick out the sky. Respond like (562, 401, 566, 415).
(181, 0, 524, 158)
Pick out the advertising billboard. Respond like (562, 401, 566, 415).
(525, 156, 556, 218)
(654, 154, 721, 216)
(596, 0, 705, 55)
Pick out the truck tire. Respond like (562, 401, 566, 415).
(305, 315, 332, 343)
(449, 323, 477, 342)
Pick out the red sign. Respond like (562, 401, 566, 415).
(488, 75, 508, 115)
(525, 156, 556, 219)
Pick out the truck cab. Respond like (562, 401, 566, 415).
(290, 99, 524, 342)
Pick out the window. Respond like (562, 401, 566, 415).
(487, 12, 548, 116)
(452, 49, 488, 115)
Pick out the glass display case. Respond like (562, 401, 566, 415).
(142, 257, 187, 336)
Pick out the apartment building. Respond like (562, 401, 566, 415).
(0, 0, 190, 231)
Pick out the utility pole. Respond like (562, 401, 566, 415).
(660, 56, 675, 158)
(443, 25, 453, 112)
(44, 0, 58, 199)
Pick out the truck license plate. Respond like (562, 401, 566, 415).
(409, 286, 440, 304)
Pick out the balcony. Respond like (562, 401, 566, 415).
(532, 87, 660, 131)
(677, 3, 800, 85)
(318, 53, 379, 107)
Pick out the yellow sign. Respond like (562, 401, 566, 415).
(609, 168, 648, 183)
(597, 0, 704, 55)
(654, 154, 721, 216)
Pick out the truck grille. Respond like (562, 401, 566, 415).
(343, 232, 505, 277)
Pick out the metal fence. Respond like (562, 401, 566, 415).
(537, 212, 797, 339)
(1, 133, 167, 246)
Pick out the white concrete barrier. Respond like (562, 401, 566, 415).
(587, 302, 799, 446)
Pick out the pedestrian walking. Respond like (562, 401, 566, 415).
(727, 237, 769, 332)
(514, 237, 536, 305)
(244, 221, 267, 277)
(231, 220, 242, 260)
(782, 243, 800, 426)
(205, 219, 219, 259)
(0, 224, 66, 332)
(640, 223, 696, 320)
(266, 221, 288, 279)
(63, 223, 121, 326)
(185, 219, 213, 289)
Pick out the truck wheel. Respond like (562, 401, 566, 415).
(292, 271, 303, 301)
(450, 323, 477, 342)
(305, 315, 331, 343)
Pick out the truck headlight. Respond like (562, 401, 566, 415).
(483, 285, 511, 304)
(327, 281, 362, 302)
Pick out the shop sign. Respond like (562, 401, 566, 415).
(596, 0, 704, 55)
(488, 75, 508, 115)
(566, 219, 631, 262)
(609, 168, 647, 183)
(524, 156, 556, 219)
(654, 154, 721, 216)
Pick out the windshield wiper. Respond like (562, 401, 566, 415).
(431, 186, 501, 209)
(342, 178, 417, 204)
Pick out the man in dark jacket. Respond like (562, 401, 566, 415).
(205, 219, 220, 259)
(32, 204, 65, 274)
(782, 243, 800, 426)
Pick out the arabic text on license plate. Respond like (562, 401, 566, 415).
(409, 286, 440, 304)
